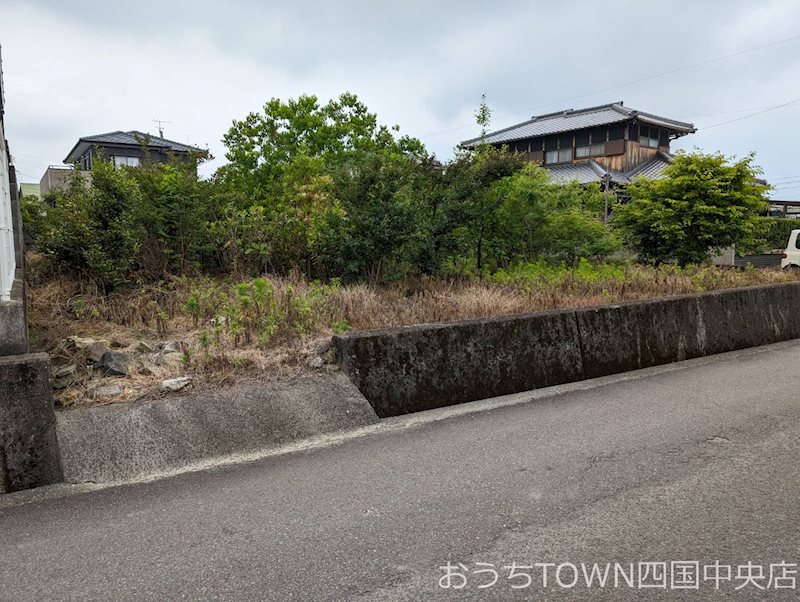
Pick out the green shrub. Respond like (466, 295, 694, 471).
(757, 217, 799, 251)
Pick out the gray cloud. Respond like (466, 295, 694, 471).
(2, 0, 799, 195)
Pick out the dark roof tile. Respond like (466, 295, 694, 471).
(461, 102, 695, 148)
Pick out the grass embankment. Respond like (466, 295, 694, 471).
(28, 259, 800, 406)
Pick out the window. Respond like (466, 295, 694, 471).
(639, 135, 659, 148)
(638, 125, 659, 148)
(575, 143, 605, 158)
(112, 156, 141, 168)
(545, 148, 573, 164)
(590, 127, 607, 145)
(609, 124, 625, 141)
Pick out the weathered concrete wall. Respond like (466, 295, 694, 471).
(335, 311, 584, 417)
(576, 294, 707, 378)
(56, 371, 378, 483)
(337, 282, 800, 417)
(0, 353, 63, 492)
(699, 283, 800, 355)
(0, 274, 28, 356)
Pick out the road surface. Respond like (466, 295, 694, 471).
(2, 341, 800, 600)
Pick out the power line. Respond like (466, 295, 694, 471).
(700, 97, 800, 130)
(769, 174, 800, 182)
(679, 106, 776, 118)
(422, 33, 800, 139)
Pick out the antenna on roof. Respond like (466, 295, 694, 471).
(152, 118, 172, 138)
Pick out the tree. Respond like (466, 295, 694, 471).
(219, 92, 425, 202)
(217, 92, 430, 280)
(613, 151, 769, 266)
(441, 146, 527, 272)
(41, 162, 143, 289)
(475, 93, 491, 142)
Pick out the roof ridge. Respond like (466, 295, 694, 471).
(532, 101, 625, 121)
(82, 130, 126, 140)
(587, 160, 608, 177)
(460, 116, 542, 147)
(460, 101, 695, 149)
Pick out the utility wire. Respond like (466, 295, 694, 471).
(700, 97, 800, 130)
(422, 33, 800, 139)
(769, 174, 800, 182)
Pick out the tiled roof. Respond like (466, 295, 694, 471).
(64, 130, 203, 163)
(460, 102, 695, 148)
(546, 161, 626, 185)
(626, 151, 674, 180)
(544, 152, 673, 185)
(80, 131, 199, 152)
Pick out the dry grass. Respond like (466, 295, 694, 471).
(27, 259, 800, 406)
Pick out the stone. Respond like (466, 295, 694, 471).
(52, 364, 78, 389)
(160, 376, 193, 392)
(66, 336, 95, 350)
(134, 341, 154, 353)
(87, 341, 110, 364)
(161, 340, 185, 354)
(93, 384, 123, 398)
(148, 351, 183, 368)
(313, 338, 333, 356)
(99, 351, 130, 376)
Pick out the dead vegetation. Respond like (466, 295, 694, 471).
(27, 259, 800, 406)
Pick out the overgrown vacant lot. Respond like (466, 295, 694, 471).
(29, 260, 800, 406)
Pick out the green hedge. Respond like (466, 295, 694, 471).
(760, 217, 799, 251)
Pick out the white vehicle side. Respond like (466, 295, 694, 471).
(781, 229, 800, 269)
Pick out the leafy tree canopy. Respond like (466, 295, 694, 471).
(219, 92, 426, 202)
(613, 151, 769, 266)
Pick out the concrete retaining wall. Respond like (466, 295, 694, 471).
(335, 310, 584, 417)
(0, 353, 63, 492)
(56, 371, 378, 484)
(336, 281, 800, 417)
(0, 275, 28, 356)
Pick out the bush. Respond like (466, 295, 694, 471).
(33, 154, 217, 288)
(757, 217, 799, 252)
(613, 151, 769, 266)
(40, 164, 143, 289)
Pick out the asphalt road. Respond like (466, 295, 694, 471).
(2, 342, 800, 601)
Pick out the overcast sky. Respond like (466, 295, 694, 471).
(2, 0, 800, 197)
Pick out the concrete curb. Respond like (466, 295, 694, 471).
(56, 371, 378, 484)
(336, 281, 800, 416)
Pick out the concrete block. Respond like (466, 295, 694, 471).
(335, 311, 584, 417)
(56, 371, 379, 484)
(0, 276, 28, 356)
(0, 353, 63, 492)
(576, 294, 706, 379)
(699, 282, 800, 355)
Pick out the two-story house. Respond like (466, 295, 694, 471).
(40, 130, 205, 195)
(460, 101, 696, 187)
(64, 130, 204, 171)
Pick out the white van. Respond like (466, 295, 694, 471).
(781, 229, 800, 269)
